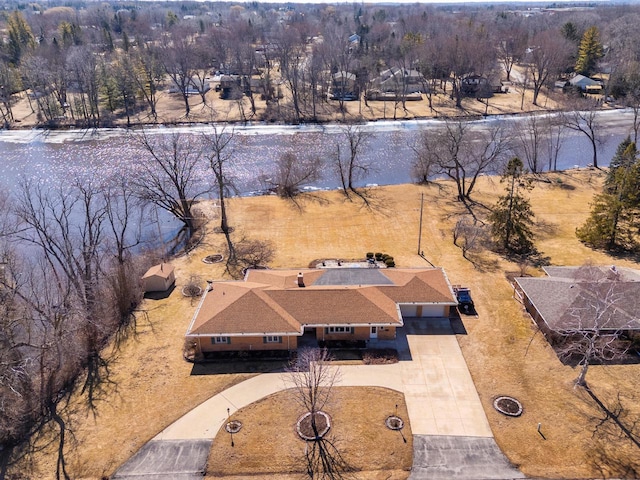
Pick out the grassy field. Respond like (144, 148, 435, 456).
(30, 169, 640, 479)
(206, 387, 412, 480)
(9, 69, 563, 127)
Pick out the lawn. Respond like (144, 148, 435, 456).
(206, 387, 412, 480)
(28, 168, 640, 479)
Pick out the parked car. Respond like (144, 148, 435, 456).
(454, 287, 474, 313)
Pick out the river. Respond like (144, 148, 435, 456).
(0, 109, 635, 197)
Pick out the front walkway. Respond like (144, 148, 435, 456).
(113, 318, 525, 479)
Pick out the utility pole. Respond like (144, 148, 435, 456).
(417, 193, 424, 255)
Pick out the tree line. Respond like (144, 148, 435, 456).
(1, 2, 640, 126)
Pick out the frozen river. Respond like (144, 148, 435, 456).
(0, 109, 636, 196)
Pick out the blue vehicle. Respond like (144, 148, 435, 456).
(454, 287, 474, 313)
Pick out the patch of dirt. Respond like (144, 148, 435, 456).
(297, 411, 331, 440)
(493, 396, 523, 417)
(202, 254, 224, 264)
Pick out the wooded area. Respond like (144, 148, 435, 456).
(1, 2, 640, 126)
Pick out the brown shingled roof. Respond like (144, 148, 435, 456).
(265, 287, 402, 326)
(187, 283, 301, 336)
(142, 263, 174, 279)
(379, 269, 457, 304)
(187, 267, 455, 337)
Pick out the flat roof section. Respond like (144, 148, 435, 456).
(312, 268, 394, 286)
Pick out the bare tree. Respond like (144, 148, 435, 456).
(513, 115, 545, 173)
(562, 101, 605, 168)
(527, 30, 573, 106)
(131, 131, 210, 245)
(202, 125, 237, 261)
(333, 124, 371, 203)
(160, 26, 199, 117)
(415, 120, 511, 202)
(263, 151, 322, 200)
(234, 238, 275, 270)
(453, 216, 489, 260)
(284, 348, 351, 479)
(544, 115, 567, 171)
(555, 264, 633, 387)
(285, 348, 340, 420)
(494, 17, 528, 82)
(131, 45, 165, 121)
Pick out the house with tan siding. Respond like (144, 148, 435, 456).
(185, 267, 457, 356)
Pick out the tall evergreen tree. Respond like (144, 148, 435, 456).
(490, 157, 536, 255)
(606, 136, 634, 189)
(577, 140, 640, 251)
(6, 11, 35, 65)
(575, 26, 603, 76)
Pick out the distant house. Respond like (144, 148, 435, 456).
(185, 267, 457, 356)
(142, 263, 176, 293)
(331, 71, 358, 100)
(348, 33, 361, 45)
(168, 76, 211, 95)
(514, 266, 640, 337)
(368, 67, 425, 99)
(461, 74, 506, 97)
(565, 74, 603, 94)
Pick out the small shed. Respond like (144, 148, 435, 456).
(142, 263, 176, 293)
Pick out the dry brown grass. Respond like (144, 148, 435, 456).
(9, 77, 567, 127)
(206, 387, 412, 480)
(30, 169, 640, 479)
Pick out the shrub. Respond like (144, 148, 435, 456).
(366, 252, 374, 259)
(375, 252, 383, 260)
(384, 258, 395, 267)
(382, 254, 390, 261)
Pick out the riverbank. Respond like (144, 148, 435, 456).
(26, 169, 640, 480)
(7, 78, 568, 130)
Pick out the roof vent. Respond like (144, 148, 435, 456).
(206, 280, 213, 292)
(297, 272, 305, 288)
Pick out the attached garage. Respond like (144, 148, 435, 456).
(400, 304, 449, 318)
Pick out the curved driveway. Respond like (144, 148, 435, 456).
(113, 319, 525, 480)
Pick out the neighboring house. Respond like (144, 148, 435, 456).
(219, 75, 242, 99)
(368, 67, 425, 98)
(461, 74, 506, 97)
(142, 263, 176, 293)
(168, 76, 211, 95)
(185, 267, 457, 356)
(565, 74, 603, 94)
(348, 33, 361, 45)
(331, 71, 358, 100)
(514, 266, 640, 338)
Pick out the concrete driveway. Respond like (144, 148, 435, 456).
(113, 318, 525, 479)
(111, 439, 211, 480)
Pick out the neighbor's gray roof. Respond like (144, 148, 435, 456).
(516, 266, 640, 332)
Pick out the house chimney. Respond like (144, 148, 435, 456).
(297, 272, 305, 288)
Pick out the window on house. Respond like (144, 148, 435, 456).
(211, 336, 230, 344)
(327, 326, 354, 334)
(264, 336, 282, 343)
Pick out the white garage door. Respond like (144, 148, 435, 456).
(400, 305, 417, 317)
(419, 305, 446, 317)
(400, 304, 446, 318)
